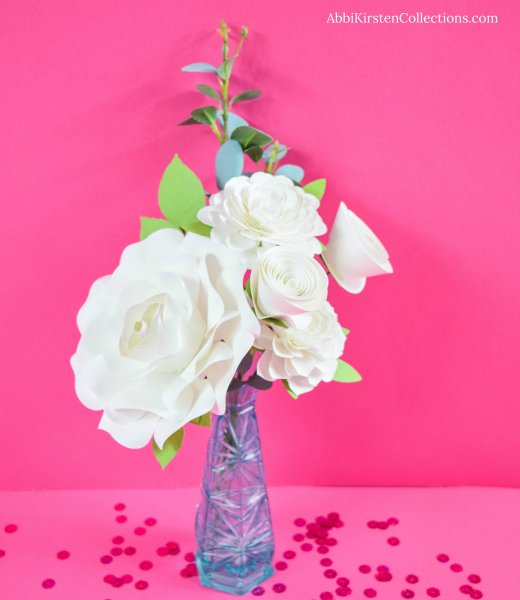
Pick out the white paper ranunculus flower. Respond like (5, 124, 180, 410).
(322, 202, 393, 294)
(250, 246, 328, 323)
(197, 172, 327, 266)
(255, 302, 346, 395)
(71, 229, 259, 450)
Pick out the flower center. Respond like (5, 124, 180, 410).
(120, 296, 164, 357)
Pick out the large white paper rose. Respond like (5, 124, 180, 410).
(256, 302, 346, 395)
(71, 229, 259, 450)
(250, 246, 328, 323)
(322, 202, 393, 294)
(197, 172, 327, 266)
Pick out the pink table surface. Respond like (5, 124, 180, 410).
(0, 487, 518, 599)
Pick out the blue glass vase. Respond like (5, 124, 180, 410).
(195, 384, 275, 595)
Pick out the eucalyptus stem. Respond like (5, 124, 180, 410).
(266, 140, 280, 173)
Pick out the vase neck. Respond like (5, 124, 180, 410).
(225, 385, 258, 411)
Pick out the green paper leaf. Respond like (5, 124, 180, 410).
(191, 106, 217, 126)
(231, 90, 261, 105)
(342, 327, 350, 336)
(185, 221, 212, 237)
(178, 117, 199, 126)
(245, 279, 252, 298)
(264, 316, 289, 329)
(282, 379, 299, 399)
(320, 242, 327, 252)
(158, 154, 206, 229)
(244, 146, 263, 163)
(191, 413, 211, 427)
(303, 179, 327, 200)
(217, 58, 235, 79)
(153, 428, 184, 469)
(139, 217, 179, 241)
(196, 84, 220, 101)
(333, 360, 362, 383)
(231, 126, 272, 149)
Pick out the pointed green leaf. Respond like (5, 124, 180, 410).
(196, 84, 220, 101)
(140, 217, 179, 241)
(342, 327, 350, 336)
(185, 221, 212, 237)
(178, 117, 199, 126)
(191, 106, 217, 126)
(244, 146, 263, 163)
(303, 178, 327, 201)
(282, 379, 299, 399)
(158, 154, 206, 229)
(152, 428, 184, 469)
(231, 126, 272, 149)
(191, 413, 211, 427)
(217, 58, 235, 79)
(333, 360, 362, 383)
(231, 90, 261, 105)
(245, 279, 252, 298)
(264, 316, 289, 329)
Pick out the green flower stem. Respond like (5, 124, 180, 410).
(265, 140, 280, 173)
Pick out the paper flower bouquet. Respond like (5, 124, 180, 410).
(71, 22, 392, 595)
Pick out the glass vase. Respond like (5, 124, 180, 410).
(195, 384, 275, 595)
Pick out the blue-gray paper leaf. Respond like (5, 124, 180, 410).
(275, 164, 304, 183)
(262, 143, 288, 162)
(216, 111, 249, 135)
(181, 63, 218, 73)
(216, 140, 244, 190)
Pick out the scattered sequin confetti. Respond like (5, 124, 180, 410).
(401, 590, 415, 598)
(135, 580, 149, 590)
(468, 575, 481, 584)
(451, 563, 463, 572)
(275, 561, 287, 571)
(364, 589, 377, 598)
(114, 503, 126, 511)
(135, 527, 146, 536)
(251, 586, 265, 596)
(426, 588, 441, 597)
(139, 560, 153, 570)
(144, 517, 156, 526)
(283, 550, 296, 559)
(273, 582, 286, 593)
(42, 578, 55, 589)
(437, 554, 450, 563)
(359, 564, 372, 574)
(406, 574, 419, 584)
(124, 546, 136, 556)
(56, 550, 70, 560)
(4, 524, 17, 534)
(387, 536, 400, 546)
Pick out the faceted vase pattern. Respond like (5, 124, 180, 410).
(195, 385, 275, 595)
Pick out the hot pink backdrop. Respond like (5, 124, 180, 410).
(1, 0, 519, 490)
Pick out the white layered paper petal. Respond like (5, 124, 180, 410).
(323, 203, 393, 294)
(71, 229, 260, 450)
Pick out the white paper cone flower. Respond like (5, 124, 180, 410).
(71, 229, 260, 450)
(255, 302, 346, 395)
(197, 172, 327, 267)
(322, 203, 393, 294)
(250, 246, 328, 323)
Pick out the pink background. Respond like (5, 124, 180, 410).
(1, 0, 519, 490)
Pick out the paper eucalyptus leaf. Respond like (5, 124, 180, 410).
(196, 84, 220, 101)
(282, 379, 299, 399)
(158, 154, 206, 229)
(262, 143, 288, 163)
(231, 126, 272, 149)
(191, 413, 211, 427)
(247, 374, 273, 390)
(231, 90, 261, 105)
(244, 145, 263, 163)
(216, 111, 248, 135)
(178, 117, 199, 126)
(139, 217, 179, 241)
(303, 178, 327, 200)
(152, 428, 184, 469)
(217, 58, 235, 79)
(238, 352, 253, 374)
(182, 62, 218, 73)
(191, 106, 217, 126)
(216, 140, 244, 190)
(275, 164, 304, 183)
(333, 360, 362, 383)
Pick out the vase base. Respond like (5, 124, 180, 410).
(195, 553, 274, 596)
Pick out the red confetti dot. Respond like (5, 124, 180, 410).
(275, 561, 288, 571)
(334, 520, 344, 528)
(437, 554, 449, 563)
(337, 577, 350, 587)
(273, 583, 286, 593)
(5, 524, 17, 534)
(375, 571, 393, 582)
(57, 550, 70, 560)
(180, 568, 190, 578)
(470, 591, 483, 599)
(184, 552, 195, 562)
(135, 527, 146, 536)
(451, 563, 463, 572)
(359, 565, 371, 574)
(336, 588, 352, 597)
(42, 579, 55, 589)
(406, 574, 419, 584)
(140, 560, 153, 571)
(388, 517, 399, 526)
(166, 541, 180, 554)
(324, 569, 337, 579)
(320, 558, 333, 567)
(156, 546, 169, 556)
(135, 580, 149, 590)
(294, 518, 306, 527)
(387, 537, 400, 546)
(320, 593, 333, 600)
(103, 574, 115, 584)
(377, 521, 389, 530)
(110, 547, 122, 556)
(186, 563, 198, 576)
(328, 512, 340, 520)
(122, 574, 133, 583)
(100, 555, 113, 564)
(144, 517, 157, 527)
(114, 503, 126, 511)
(468, 575, 481, 584)
(364, 589, 377, 598)
(401, 591, 415, 599)
(317, 546, 330, 554)
(367, 520, 379, 529)
(252, 587, 265, 596)
(301, 543, 313, 552)
(426, 588, 440, 597)
(0, 550, 5, 558)
(283, 550, 296, 559)
(325, 538, 337, 546)
(112, 536, 124, 545)
(124, 546, 136, 556)
(115, 515, 127, 523)
(293, 533, 304, 542)
(377, 565, 389, 572)
(460, 585, 473, 594)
